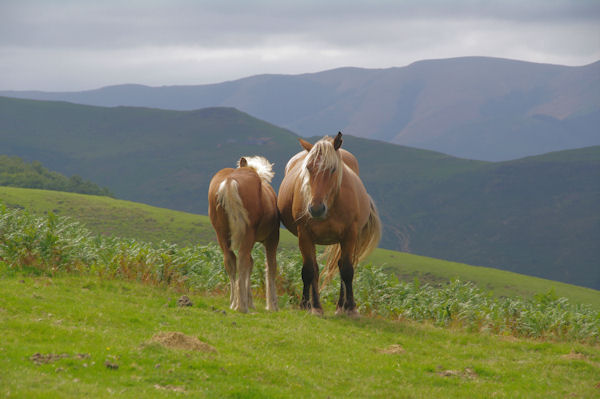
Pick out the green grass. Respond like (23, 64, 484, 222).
(1, 274, 599, 398)
(1, 186, 598, 309)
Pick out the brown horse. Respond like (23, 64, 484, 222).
(208, 156, 279, 313)
(278, 132, 381, 315)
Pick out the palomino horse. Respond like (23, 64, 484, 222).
(208, 156, 279, 313)
(278, 132, 381, 315)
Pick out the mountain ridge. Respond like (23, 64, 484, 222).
(2, 56, 598, 161)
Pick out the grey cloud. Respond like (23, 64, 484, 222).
(2, 0, 599, 49)
(0, 0, 598, 90)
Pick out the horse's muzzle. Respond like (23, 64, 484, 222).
(308, 203, 327, 219)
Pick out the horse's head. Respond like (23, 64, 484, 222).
(299, 132, 343, 219)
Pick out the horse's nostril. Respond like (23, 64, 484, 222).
(309, 203, 326, 218)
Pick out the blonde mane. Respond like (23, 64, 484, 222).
(298, 136, 343, 212)
(238, 156, 274, 183)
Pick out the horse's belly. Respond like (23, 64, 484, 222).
(313, 236, 340, 246)
(307, 222, 343, 245)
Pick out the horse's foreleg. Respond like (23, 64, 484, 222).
(264, 230, 279, 311)
(337, 229, 358, 316)
(298, 230, 322, 315)
(337, 256, 356, 315)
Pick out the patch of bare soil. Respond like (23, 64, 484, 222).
(378, 344, 405, 354)
(149, 332, 216, 353)
(177, 295, 193, 307)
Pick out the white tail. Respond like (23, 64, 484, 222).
(216, 178, 250, 251)
(239, 156, 274, 183)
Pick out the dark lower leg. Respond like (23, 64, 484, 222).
(339, 260, 355, 311)
(301, 263, 313, 309)
(310, 262, 322, 310)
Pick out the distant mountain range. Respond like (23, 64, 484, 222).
(1, 96, 598, 290)
(2, 57, 599, 161)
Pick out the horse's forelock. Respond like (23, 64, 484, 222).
(298, 137, 343, 209)
(302, 138, 342, 175)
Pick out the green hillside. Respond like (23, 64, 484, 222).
(1, 96, 598, 290)
(2, 186, 598, 308)
(0, 96, 300, 213)
(0, 155, 112, 196)
(357, 140, 600, 289)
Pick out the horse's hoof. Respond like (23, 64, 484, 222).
(336, 307, 359, 317)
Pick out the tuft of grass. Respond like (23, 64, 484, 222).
(1, 206, 599, 344)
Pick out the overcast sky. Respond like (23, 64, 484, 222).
(1, 0, 599, 91)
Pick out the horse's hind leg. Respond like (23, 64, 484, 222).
(263, 229, 279, 311)
(216, 234, 238, 309)
(235, 232, 255, 313)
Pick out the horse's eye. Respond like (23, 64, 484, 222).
(331, 167, 336, 174)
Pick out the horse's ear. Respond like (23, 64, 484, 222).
(333, 131, 343, 151)
(238, 157, 248, 167)
(299, 138, 313, 152)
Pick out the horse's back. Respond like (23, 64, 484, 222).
(340, 149, 359, 174)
